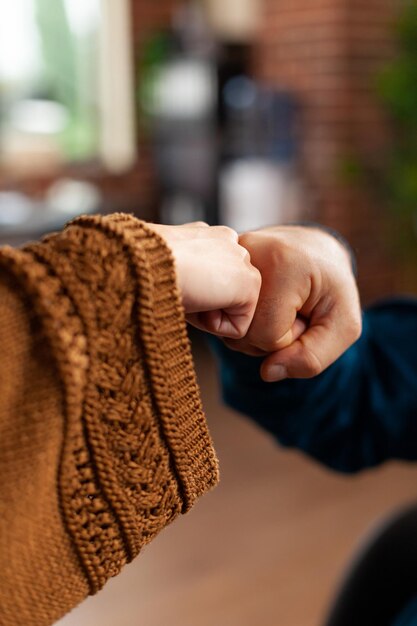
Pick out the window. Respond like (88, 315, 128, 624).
(0, 0, 136, 177)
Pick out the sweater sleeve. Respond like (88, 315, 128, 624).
(211, 298, 417, 473)
(0, 213, 219, 626)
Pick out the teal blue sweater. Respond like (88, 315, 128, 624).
(213, 297, 417, 626)
(214, 298, 417, 472)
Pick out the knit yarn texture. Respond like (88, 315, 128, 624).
(0, 214, 219, 626)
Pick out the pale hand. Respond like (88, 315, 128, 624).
(148, 222, 262, 339)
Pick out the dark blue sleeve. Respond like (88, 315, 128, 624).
(392, 595, 417, 626)
(211, 298, 417, 473)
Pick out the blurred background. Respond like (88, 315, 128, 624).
(1, 1, 417, 625)
(2, 0, 417, 301)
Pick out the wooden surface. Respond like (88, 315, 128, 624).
(59, 339, 417, 626)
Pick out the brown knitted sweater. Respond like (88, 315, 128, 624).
(0, 214, 219, 626)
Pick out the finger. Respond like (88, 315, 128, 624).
(209, 252, 261, 338)
(237, 232, 306, 352)
(260, 310, 361, 382)
(272, 316, 308, 350)
(212, 225, 239, 243)
(241, 264, 308, 353)
(222, 337, 266, 356)
(222, 315, 307, 356)
(187, 309, 252, 339)
(188, 281, 260, 339)
(186, 260, 261, 339)
(192, 309, 252, 339)
(182, 221, 209, 228)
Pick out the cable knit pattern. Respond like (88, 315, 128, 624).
(0, 214, 219, 625)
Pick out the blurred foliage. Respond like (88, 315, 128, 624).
(338, 153, 366, 186)
(35, 0, 77, 109)
(376, 0, 417, 244)
(137, 32, 171, 132)
(35, 0, 98, 161)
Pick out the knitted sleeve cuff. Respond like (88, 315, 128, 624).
(0, 213, 219, 595)
(69, 214, 220, 511)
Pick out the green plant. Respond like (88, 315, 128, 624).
(376, 0, 417, 228)
(35, 0, 99, 160)
(136, 32, 171, 134)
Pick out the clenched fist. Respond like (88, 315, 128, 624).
(226, 225, 362, 382)
(148, 222, 262, 339)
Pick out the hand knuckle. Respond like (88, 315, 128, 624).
(216, 225, 238, 241)
(234, 328, 247, 340)
(302, 350, 323, 377)
(222, 338, 241, 352)
(250, 235, 292, 271)
(256, 339, 277, 353)
(223, 338, 259, 355)
(347, 314, 362, 342)
(237, 243, 250, 259)
(238, 232, 252, 247)
(253, 266, 262, 289)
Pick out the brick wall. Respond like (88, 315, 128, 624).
(254, 0, 412, 302)
(129, 0, 179, 217)
(131, 0, 177, 44)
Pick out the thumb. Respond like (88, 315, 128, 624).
(260, 321, 346, 382)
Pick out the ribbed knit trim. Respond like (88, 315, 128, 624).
(0, 214, 219, 596)
(72, 214, 220, 511)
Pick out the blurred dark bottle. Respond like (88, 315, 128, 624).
(219, 73, 305, 232)
(145, 3, 219, 225)
(142, 0, 307, 229)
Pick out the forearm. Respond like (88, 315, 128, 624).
(0, 214, 219, 625)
